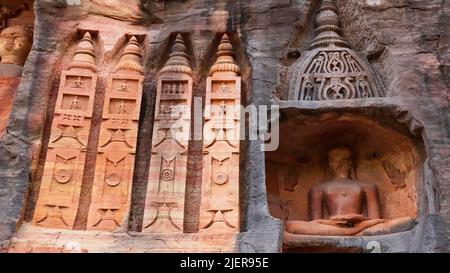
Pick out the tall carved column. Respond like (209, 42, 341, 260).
(33, 32, 98, 229)
(142, 34, 193, 233)
(87, 36, 144, 231)
(199, 34, 241, 233)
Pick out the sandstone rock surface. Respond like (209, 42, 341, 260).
(0, 0, 449, 252)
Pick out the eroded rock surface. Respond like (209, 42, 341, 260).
(0, 0, 449, 252)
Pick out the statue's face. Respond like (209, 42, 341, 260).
(0, 26, 33, 66)
(328, 147, 353, 178)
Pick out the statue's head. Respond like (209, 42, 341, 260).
(328, 147, 353, 179)
(0, 25, 33, 66)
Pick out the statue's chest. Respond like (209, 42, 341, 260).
(324, 184, 363, 200)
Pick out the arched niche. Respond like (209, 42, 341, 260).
(266, 112, 422, 226)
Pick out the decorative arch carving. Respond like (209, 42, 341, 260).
(288, 0, 385, 101)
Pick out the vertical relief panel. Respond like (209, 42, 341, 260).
(33, 32, 98, 229)
(87, 36, 144, 231)
(199, 34, 241, 233)
(142, 34, 193, 233)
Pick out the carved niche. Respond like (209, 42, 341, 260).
(199, 34, 241, 233)
(33, 31, 98, 229)
(87, 36, 144, 231)
(266, 112, 420, 242)
(142, 34, 193, 233)
(288, 0, 385, 101)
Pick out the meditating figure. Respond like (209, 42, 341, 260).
(285, 147, 415, 236)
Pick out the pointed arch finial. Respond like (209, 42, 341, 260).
(209, 33, 240, 76)
(68, 31, 97, 72)
(115, 35, 144, 74)
(159, 33, 192, 76)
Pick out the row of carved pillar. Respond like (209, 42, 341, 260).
(33, 31, 242, 234)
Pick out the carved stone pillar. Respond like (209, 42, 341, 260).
(199, 34, 241, 233)
(87, 36, 144, 231)
(33, 32, 97, 229)
(142, 34, 193, 233)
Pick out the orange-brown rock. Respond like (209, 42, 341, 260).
(32, 31, 97, 229)
(0, 25, 33, 66)
(284, 147, 415, 236)
(0, 23, 33, 136)
(199, 34, 241, 233)
(0, 76, 20, 136)
(142, 33, 193, 233)
(1, 0, 449, 254)
(86, 36, 144, 231)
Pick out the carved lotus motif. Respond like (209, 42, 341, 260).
(55, 169, 72, 184)
(160, 169, 175, 181)
(105, 173, 121, 187)
(214, 172, 229, 185)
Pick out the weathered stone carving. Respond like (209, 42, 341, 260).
(33, 31, 97, 229)
(382, 158, 407, 189)
(0, 77, 20, 137)
(0, 3, 29, 31)
(0, 25, 33, 66)
(288, 0, 384, 101)
(285, 147, 415, 236)
(199, 34, 241, 233)
(0, 24, 33, 135)
(142, 33, 193, 233)
(87, 36, 144, 231)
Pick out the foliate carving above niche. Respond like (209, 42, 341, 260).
(288, 0, 385, 101)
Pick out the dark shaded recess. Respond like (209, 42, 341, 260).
(181, 32, 204, 233)
(128, 75, 157, 232)
(128, 33, 178, 232)
(72, 31, 107, 230)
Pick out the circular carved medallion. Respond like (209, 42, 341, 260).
(55, 169, 72, 184)
(106, 173, 121, 187)
(160, 169, 175, 181)
(214, 172, 228, 185)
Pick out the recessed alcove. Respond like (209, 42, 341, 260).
(266, 101, 427, 252)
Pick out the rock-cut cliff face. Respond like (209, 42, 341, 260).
(0, 0, 449, 252)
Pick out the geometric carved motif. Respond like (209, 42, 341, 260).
(87, 36, 144, 231)
(33, 31, 98, 229)
(142, 34, 193, 233)
(199, 34, 241, 233)
(289, 0, 385, 101)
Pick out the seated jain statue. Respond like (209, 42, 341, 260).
(285, 147, 415, 236)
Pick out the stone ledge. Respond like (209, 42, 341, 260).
(282, 214, 449, 253)
(276, 97, 401, 112)
(9, 224, 238, 253)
